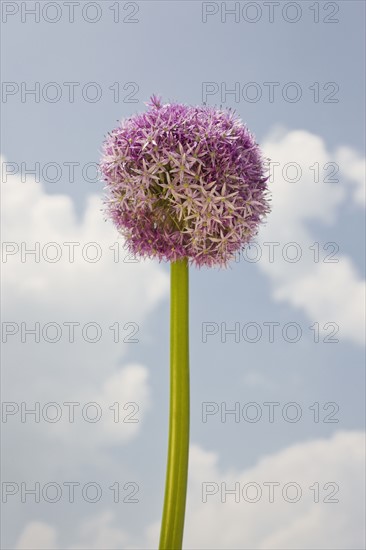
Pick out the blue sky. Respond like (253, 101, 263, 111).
(1, 1, 365, 548)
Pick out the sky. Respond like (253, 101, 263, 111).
(1, 1, 365, 549)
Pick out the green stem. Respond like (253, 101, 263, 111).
(159, 258, 190, 550)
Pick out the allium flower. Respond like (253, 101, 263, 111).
(99, 96, 272, 550)
(100, 96, 270, 267)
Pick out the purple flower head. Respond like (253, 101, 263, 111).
(100, 96, 271, 267)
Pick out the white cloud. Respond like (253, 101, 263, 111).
(258, 129, 365, 346)
(336, 146, 366, 207)
(68, 511, 130, 550)
(15, 522, 58, 550)
(15, 431, 365, 550)
(15, 512, 130, 550)
(182, 431, 365, 549)
(13, 362, 153, 453)
(274, 257, 365, 344)
(1, 156, 168, 321)
(1, 157, 168, 479)
(92, 363, 151, 442)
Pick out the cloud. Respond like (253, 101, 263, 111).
(1, 156, 168, 479)
(274, 257, 365, 345)
(258, 129, 365, 346)
(15, 522, 57, 550)
(91, 363, 151, 442)
(1, 156, 169, 321)
(335, 146, 366, 207)
(182, 431, 365, 550)
(6, 362, 152, 452)
(68, 511, 130, 550)
(15, 431, 365, 549)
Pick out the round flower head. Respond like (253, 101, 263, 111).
(100, 96, 270, 267)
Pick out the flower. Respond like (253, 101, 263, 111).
(100, 96, 270, 267)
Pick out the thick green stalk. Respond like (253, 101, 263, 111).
(159, 258, 190, 550)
